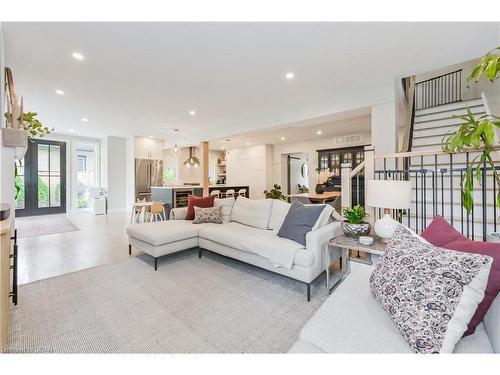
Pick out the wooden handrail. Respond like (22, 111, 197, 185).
(349, 160, 365, 177)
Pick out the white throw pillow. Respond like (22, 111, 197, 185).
(230, 196, 273, 230)
(268, 199, 291, 232)
(370, 225, 493, 353)
(214, 197, 235, 223)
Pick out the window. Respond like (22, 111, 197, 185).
(77, 155, 87, 171)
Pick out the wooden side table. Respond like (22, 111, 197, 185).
(325, 235, 386, 295)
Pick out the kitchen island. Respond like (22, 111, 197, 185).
(151, 185, 250, 218)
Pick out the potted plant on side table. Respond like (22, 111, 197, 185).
(341, 205, 371, 238)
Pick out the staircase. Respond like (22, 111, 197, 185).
(402, 97, 497, 240)
(411, 98, 486, 152)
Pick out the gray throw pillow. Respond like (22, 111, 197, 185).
(277, 200, 324, 246)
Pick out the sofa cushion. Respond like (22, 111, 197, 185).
(453, 323, 494, 353)
(214, 197, 235, 223)
(484, 291, 500, 353)
(268, 199, 291, 232)
(127, 220, 215, 246)
(278, 200, 324, 246)
(298, 262, 413, 353)
(199, 222, 312, 267)
(370, 225, 493, 353)
(311, 204, 334, 230)
(421, 215, 500, 336)
(230, 196, 273, 230)
(296, 262, 494, 353)
(186, 195, 215, 220)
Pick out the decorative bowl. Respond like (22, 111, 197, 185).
(341, 222, 371, 238)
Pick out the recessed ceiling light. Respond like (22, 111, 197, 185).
(316, 130, 322, 135)
(189, 110, 196, 116)
(149, 135, 153, 138)
(69, 128, 75, 132)
(72, 52, 84, 60)
(285, 72, 295, 80)
(81, 118, 88, 122)
(221, 146, 225, 150)
(245, 142, 251, 146)
(55, 89, 65, 95)
(280, 136, 286, 141)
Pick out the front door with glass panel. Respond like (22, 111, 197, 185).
(15, 139, 66, 217)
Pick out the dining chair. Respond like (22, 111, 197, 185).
(210, 190, 221, 199)
(149, 201, 166, 222)
(238, 188, 246, 197)
(225, 189, 235, 198)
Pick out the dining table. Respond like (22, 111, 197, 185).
(284, 191, 341, 204)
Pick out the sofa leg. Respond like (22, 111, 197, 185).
(306, 283, 311, 302)
(128, 244, 132, 256)
(198, 248, 202, 259)
(154, 258, 158, 271)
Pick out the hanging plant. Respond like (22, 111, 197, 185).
(442, 46, 500, 215)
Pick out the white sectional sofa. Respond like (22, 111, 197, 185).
(288, 262, 500, 353)
(127, 197, 343, 301)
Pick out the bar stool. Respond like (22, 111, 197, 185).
(210, 190, 221, 199)
(225, 189, 235, 198)
(149, 201, 166, 222)
(238, 188, 247, 197)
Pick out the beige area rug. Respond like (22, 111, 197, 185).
(16, 215, 80, 238)
(8, 250, 326, 353)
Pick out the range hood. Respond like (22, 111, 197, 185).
(183, 146, 200, 167)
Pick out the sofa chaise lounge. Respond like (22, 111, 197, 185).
(127, 197, 342, 301)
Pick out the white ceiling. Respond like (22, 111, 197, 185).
(3, 22, 499, 146)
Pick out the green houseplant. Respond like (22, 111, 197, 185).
(297, 184, 309, 193)
(341, 205, 371, 238)
(7, 111, 53, 201)
(264, 184, 286, 200)
(442, 46, 500, 214)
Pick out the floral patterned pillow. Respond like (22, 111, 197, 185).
(192, 206, 223, 224)
(370, 225, 493, 353)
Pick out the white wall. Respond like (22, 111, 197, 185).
(226, 144, 273, 199)
(272, 132, 371, 190)
(104, 136, 127, 212)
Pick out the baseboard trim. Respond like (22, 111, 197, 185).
(107, 208, 127, 214)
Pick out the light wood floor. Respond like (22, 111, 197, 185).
(17, 212, 130, 285)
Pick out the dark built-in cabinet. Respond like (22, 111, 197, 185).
(317, 146, 366, 206)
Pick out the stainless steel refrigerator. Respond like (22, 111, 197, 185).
(135, 158, 163, 200)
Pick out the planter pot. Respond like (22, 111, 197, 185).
(315, 184, 324, 194)
(486, 233, 500, 243)
(342, 221, 371, 238)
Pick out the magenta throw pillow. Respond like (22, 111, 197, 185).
(421, 215, 500, 336)
(420, 215, 469, 247)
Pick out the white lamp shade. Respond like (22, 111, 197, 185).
(366, 180, 412, 209)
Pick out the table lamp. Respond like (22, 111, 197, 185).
(366, 180, 412, 240)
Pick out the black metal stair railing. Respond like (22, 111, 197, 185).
(373, 150, 500, 241)
(415, 69, 462, 110)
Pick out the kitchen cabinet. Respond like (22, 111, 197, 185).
(134, 137, 164, 160)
